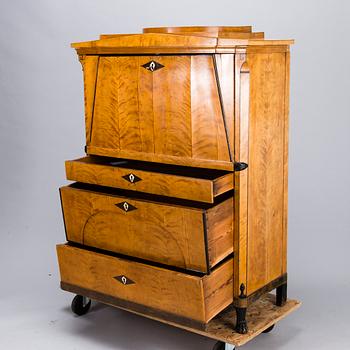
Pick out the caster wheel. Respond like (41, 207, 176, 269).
(71, 295, 91, 316)
(213, 341, 225, 350)
(213, 341, 235, 350)
(262, 324, 275, 333)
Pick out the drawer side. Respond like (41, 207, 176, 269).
(206, 197, 234, 268)
(202, 259, 234, 322)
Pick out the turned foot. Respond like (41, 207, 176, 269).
(235, 307, 248, 334)
(276, 282, 287, 306)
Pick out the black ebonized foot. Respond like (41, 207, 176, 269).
(235, 307, 248, 334)
(276, 282, 287, 306)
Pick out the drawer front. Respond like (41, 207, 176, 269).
(65, 157, 233, 203)
(60, 185, 233, 273)
(57, 244, 233, 324)
(82, 55, 233, 170)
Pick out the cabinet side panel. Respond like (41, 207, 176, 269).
(246, 52, 287, 294)
(282, 52, 290, 274)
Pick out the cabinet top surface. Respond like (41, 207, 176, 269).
(71, 26, 294, 54)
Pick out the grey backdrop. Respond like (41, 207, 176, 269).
(0, 0, 349, 349)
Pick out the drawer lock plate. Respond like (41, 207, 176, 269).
(142, 60, 164, 72)
(115, 201, 137, 212)
(122, 173, 142, 183)
(114, 275, 135, 285)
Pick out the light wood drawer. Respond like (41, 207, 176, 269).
(57, 244, 233, 325)
(60, 183, 233, 273)
(65, 156, 233, 203)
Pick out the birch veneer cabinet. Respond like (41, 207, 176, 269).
(56, 26, 296, 344)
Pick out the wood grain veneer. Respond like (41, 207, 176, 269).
(60, 184, 233, 273)
(57, 244, 233, 323)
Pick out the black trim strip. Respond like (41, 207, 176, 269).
(212, 54, 233, 162)
(68, 182, 234, 210)
(61, 282, 206, 330)
(202, 211, 211, 275)
(77, 155, 231, 179)
(89, 56, 100, 145)
(59, 188, 68, 242)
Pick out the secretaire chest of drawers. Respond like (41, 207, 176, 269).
(56, 25, 294, 336)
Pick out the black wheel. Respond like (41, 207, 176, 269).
(262, 324, 275, 333)
(213, 341, 235, 350)
(71, 295, 91, 316)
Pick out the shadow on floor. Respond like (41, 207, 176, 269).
(60, 300, 214, 350)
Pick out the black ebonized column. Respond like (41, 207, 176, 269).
(276, 282, 287, 306)
(235, 306, 248, 334)
(235, 283, 248, 334)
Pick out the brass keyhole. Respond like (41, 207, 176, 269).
(149, 61, 156, 71)
(128, 174, 135, 183)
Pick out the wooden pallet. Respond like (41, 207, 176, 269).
(132, 293, 301, 347)
(82, 291, 300, 348)
(195, 294, 300, 347)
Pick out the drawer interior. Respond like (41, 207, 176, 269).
(67, 182, 234, 209)
(72, 156, 231, 180)
(67, 241, 233, 278)
(66, 156, 234, 203)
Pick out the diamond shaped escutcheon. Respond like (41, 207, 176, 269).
(122, 173, 142, 183)
(141, 60, 164, 72)
(114, 275, 135, 285)
(115, 201, 137, 212)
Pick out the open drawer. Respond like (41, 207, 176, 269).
(57, 244, 233, 326)
(60, 183, 233, 273)
(65, 156, 233, 203)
